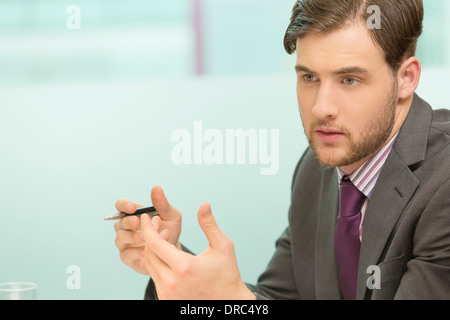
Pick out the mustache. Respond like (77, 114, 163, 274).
(310, 120, 351, 136)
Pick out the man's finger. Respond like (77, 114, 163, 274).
(197, 203, 231, 251)
(151, 186, 180, 221)
(151, 215, 162, 231)
(114, 199, 145, 231)
(115, 215, 141, 232)
(141, 213, 186, 268)
(115, 229, 145, 248)
(141, 217, 174, 282)
(115, 198, 144, 214)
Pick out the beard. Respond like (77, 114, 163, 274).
(304, 84, 398, 168)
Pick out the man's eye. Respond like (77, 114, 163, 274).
(344, 77, 359, 86)
(303, 74, 317, 82)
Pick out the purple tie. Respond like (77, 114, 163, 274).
(334, 176, 366, 300)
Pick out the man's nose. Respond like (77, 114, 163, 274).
(312, 82, 339, 121)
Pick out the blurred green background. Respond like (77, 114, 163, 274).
(0, 0, 448, 299)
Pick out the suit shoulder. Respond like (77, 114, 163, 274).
(415, 108, 450, 185)
(430, 108, 450, 136)
(426, 108, 450, 163)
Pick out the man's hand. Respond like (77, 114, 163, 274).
(141, 202, 255, 300)
(114, 186, 182, 275)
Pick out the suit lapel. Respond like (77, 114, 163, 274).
(356, 93, 432, 299)
(315, 166, 342, 299)
(356, 151, 419, 298)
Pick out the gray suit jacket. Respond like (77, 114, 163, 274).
(145, 93, 450, 300)
(247, 93, 450, 300)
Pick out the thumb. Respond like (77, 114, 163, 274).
(151, 186, 178, 219)
(198, 203, 229, 250)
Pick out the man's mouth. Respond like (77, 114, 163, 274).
(315, 127, 345, 143)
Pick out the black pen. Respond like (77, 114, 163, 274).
(104, 206, 159, 221)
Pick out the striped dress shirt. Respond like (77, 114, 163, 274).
(337, 133, 398, 241)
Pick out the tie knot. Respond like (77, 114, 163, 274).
(339, 177, 366, 217)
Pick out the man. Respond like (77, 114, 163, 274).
(114, 0, 450, 299)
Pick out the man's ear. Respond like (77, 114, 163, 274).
(397, 56, 421, 100)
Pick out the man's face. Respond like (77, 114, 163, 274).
(296, 22, 399, 172)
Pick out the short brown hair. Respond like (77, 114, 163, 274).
(284, 0, 424, 72)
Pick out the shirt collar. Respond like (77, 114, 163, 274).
(337, 133, 398, 199)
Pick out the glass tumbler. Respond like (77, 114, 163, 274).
(0, 282, 37, 300)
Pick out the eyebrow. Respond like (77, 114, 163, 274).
(295, 64, 371, 76)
